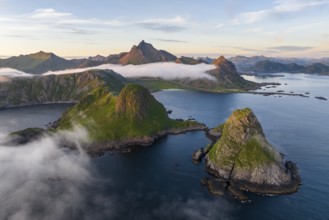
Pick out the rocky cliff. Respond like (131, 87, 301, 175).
(205, 108, 300, 195)
(0, 70, 127, 108)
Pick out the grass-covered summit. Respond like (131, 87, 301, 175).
(206, 108, 300, 194)
(56, 84, 205, 147)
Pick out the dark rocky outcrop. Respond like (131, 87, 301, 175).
(315, 96, 327, 101)
(204, 108, 301, 200)
(192, 148, 204, 163)
(5, 128, 46, 145)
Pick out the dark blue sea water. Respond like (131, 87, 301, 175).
(0, 74, 328, 219)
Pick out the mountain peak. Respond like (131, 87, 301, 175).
(120, 41, 176, 65)
(213, 56, 228, 66)
(138, 40, 146, 46)
(30, 51, 54, 59)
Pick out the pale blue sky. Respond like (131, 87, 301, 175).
(0, 0, 328, 58)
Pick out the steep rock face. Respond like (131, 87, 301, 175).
(208, 56, 254, 88)
(206, 108, 300, 194)
(0, 51, 75, 74)
(119, 41, 177, 65)
(0, 70, 127, 108)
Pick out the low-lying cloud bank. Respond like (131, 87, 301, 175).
(0, 63, 217, 81)
(0, 68, 32, 77)
(43, 63, 216, 81)
(0, 126, 94, 220)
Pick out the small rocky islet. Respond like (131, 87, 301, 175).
(194, 108, 301, 201)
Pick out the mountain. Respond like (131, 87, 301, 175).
(172, 56, 258, 92)
(229, 55, 329, 72)
(0, 70, 127, 109)
(205, 108, 300, 197)
(0, 51, 76, 74)
(55, 84, 205, 155)
(304, 63, 329, 74)
(119, 40, 177, 65)
(197, 57, 214, 64)
(135, 56, 260, 93)
(248, 60, 329, 75)
(208, 56, 257, 88)
(175, 56, 203, 65)
(249, 60, 304, 73)
(228, 55, 268, 71)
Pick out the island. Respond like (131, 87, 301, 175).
(7, 83, 206, 156)
(202, 108, 301, 201)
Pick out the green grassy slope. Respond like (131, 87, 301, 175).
(56, 84, 201, 142)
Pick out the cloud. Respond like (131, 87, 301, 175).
(267, 46, 314, 51)
(218, 0, 329, 27)
(0, 126, 97, 220)
(219, 45, 277, 55)
(137, 16, 188, 33)
(1, 8, 188, 37)
(154, 39, 188, 43)
(30, 8, 71, 19)
(0, 68, 33, 77)
(42, 63, 216, 81)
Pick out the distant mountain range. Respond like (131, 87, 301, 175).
(247, 60, 329, 75)
(0, 41, 206, 74)
(228, 55, 329, 73)
(1, 41, 328, 75)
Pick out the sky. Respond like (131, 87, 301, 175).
(0, 0, 328, 58)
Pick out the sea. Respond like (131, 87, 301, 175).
(0, 73, 328, 220)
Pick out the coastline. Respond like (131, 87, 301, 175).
(85, 124, 207, 157)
